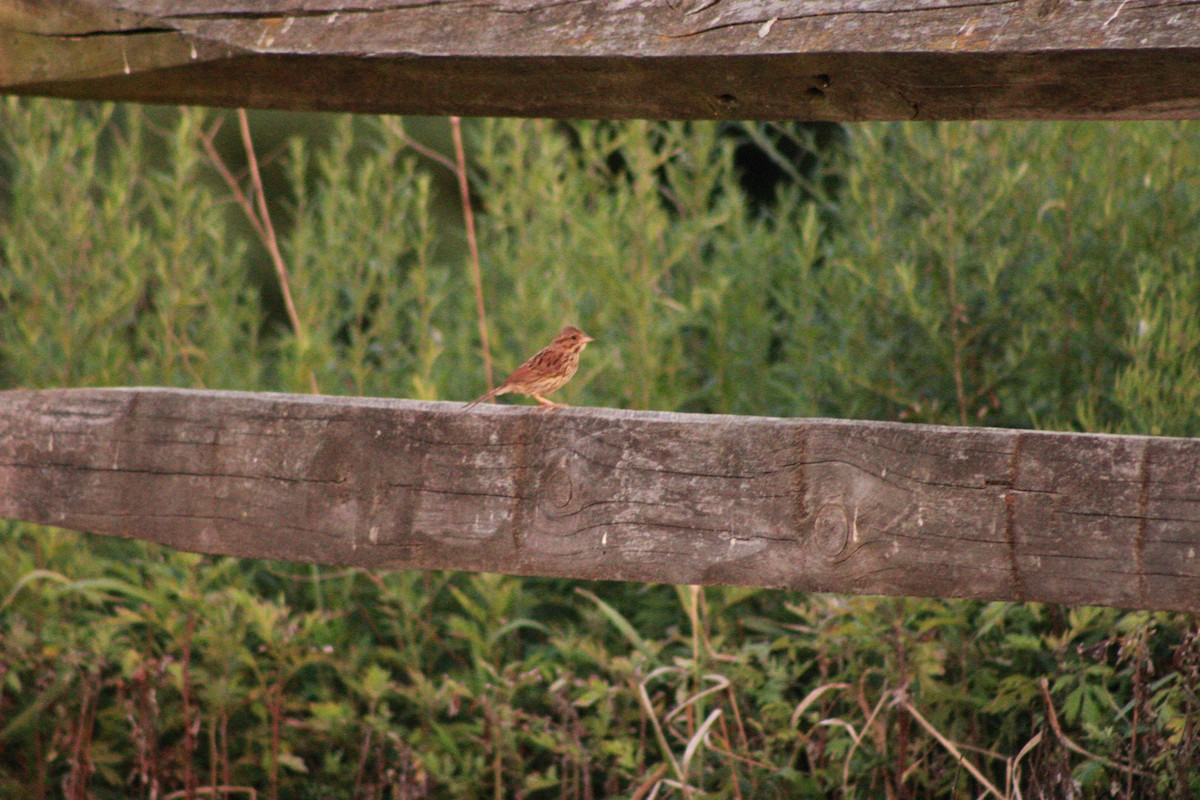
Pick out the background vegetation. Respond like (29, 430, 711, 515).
(2, 98, 1200, 798)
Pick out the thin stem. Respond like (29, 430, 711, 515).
(235, 110, 318, 393)
(382, 116, 458, 174)
(899, 699, 1003, 799)
(367, 117, 494, 396)
(197, 118, 267, 242)
(199, 111, 318, 394)
(451, 116, 494, 392)
(181, 614, 198, 800)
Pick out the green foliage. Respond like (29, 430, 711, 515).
(2, 98, 1200, 797)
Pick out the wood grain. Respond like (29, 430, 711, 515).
(2, 388, 1199, 611)
(2, 1, 1199, 120)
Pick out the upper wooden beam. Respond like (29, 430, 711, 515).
(2, 1, 1200, 120)
(3, 387, 1200, 611)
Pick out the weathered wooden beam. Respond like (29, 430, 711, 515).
(2, 387, 1199, 611)
(2, 1, 1200, 120)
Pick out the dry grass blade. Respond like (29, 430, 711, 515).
(815, 718, 858, 741)
(790, 682, 851, 728)
(1037, 677, 1152, 778)
(680, 708, 722, 779)
(1006, 731, 1043, 799)
(628, 763, 669, 800)
(899, 699, 1004, 800)
(637, 667, 688, 795)
(841, 688, 889, 791)
(663, 673, 730, 726)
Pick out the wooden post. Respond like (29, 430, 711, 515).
(3, 1, 1200, 120)
(3, 388, 1199, 611)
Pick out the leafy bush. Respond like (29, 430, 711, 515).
(2, 98, 1200, 798)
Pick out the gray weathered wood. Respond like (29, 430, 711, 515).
(3, 1, 1200, 120)
(2, 387, 1199, 611)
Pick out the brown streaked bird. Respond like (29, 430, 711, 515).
(462, 325, 594, 411)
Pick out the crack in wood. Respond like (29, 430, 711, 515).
(11, 26, 177, 38)
(801, 456, 1001, 492)
(0, 460, 350, 485)
(483, 1, 589, 14)
(163, 2, 478, 22)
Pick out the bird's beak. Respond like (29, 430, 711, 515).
(582, 334, 595, 343)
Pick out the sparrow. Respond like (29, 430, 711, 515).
(462, 325, 594, 411)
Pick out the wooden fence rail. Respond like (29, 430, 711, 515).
(3, 0, 1200, 120)
(2, 387, 1199, 611)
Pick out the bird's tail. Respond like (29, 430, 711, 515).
(461, 385, 508, 411)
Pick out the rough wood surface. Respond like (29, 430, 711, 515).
(3, 387, 1200, 611)
(2, 1, 1200, 120)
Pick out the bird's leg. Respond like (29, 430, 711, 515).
(533, 395, 564, 410)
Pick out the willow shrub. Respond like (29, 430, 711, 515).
(2, 98, 1200, 798)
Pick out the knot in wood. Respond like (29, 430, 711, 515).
(813, 503, 850, 559)
(543, 454, 574, 509)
